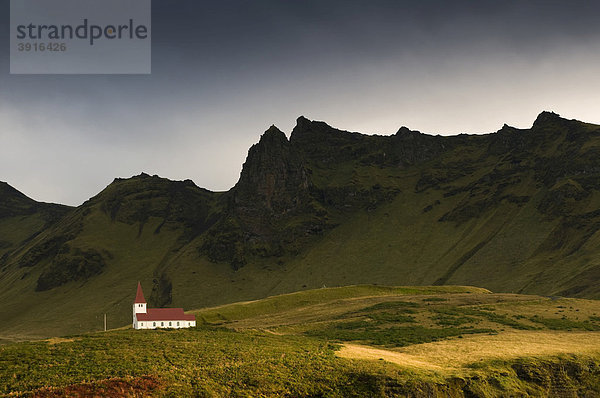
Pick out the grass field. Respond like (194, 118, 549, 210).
(2, 285, 600, 396)
(339, 331, 600, 371)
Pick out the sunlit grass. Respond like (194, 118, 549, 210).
(2, 285, 600, 396)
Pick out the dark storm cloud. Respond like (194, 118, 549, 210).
(1, 1, 600, 204)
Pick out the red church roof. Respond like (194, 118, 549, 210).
(134, 282, 146, 304)
(136, 308, 196, 322)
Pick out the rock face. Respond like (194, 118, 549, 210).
(203, 117, 451, 269)
(532, 110, 563, 129)
(201, 125, 323, 269)
(233, 125, 310, 218)
(291, 116, 448, 167)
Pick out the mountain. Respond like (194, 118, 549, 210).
(0, 182, 71, 279)
(2, 111, 600, 340)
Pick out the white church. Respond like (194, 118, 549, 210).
(132, 282, 196, 329)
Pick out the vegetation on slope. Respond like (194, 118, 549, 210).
(193, 285, 600, 347)
(2, 112, 600, 339)
(0, 182, 71, 275)
(2, 286, 600, 397)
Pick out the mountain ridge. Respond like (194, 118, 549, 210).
(2, 111, 600, 339)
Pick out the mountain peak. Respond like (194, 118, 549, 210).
(0, 181, 34, 203)
(533, 111, 562, 128)
(261, 125, 287, 141)
(395, 126, 422, 138)
(497, 123, 520, 133)
(0, 181, 70, 220)
(290, 116, 344, 145)
(296, 115, 311, 129)
(256, 125, 288, 146)
(234, 123, 309, 216)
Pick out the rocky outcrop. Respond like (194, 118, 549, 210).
(290, 116, 448, 168)
(201, 125, 324, 269)
(35, 247, 108, 292)
(233, 125, 310, 218)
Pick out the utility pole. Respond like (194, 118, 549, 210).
(104, 313, 107, 332)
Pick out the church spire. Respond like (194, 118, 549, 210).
(134, 281, 146, 304)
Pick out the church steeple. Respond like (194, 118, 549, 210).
(134, 281, 146, 304)
(133, 282, 147, 327)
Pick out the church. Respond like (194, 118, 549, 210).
(132, 282, 196, 329)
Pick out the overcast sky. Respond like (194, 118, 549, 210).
(2, 0, 600, 206)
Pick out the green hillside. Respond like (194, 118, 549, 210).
(0, 181, 71, 263)
(2, 111, 600, 340)
(2, 286, 600, 396)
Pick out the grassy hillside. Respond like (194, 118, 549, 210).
(2, 111, 600, 339)
(0, 181, 71, 273)
(0, 175, 223, 341)
(2, 286, 600, 396)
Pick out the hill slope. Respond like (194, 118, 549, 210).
(2, 111, 600, 339)
(2, 286, 600, 396)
